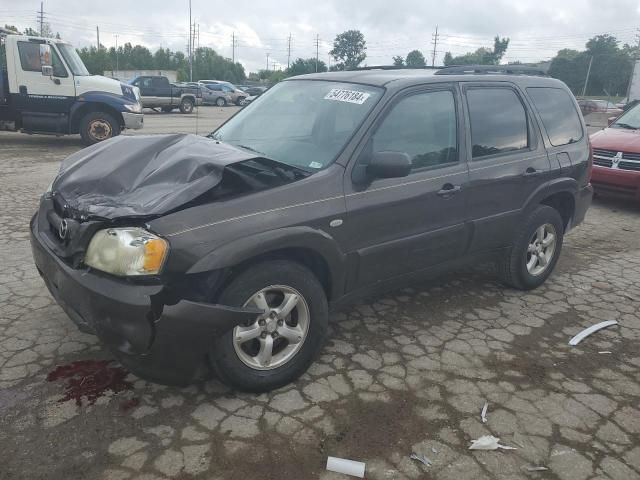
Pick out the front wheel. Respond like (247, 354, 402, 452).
(210, 260, 328, 392)
(215, 97, 227, 107)
(79, 111, 119, 145)
(179, 97, 194, 114)
(498, 205, 565, 290)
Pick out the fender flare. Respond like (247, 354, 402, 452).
(69, 92, 129, 131)
(522, 177, 578, 216)
(186, 226, 347, 299)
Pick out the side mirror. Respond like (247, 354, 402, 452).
(367, 151, 412, 179)
(41, 65, 53, 77)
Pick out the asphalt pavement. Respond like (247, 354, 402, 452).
(0, 106, 639, 480)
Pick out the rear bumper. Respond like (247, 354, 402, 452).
(122, 112, 144, 130)
(590, 165, 640, 200)
(570, 184, 593, 230)
(30, 213, 258, 385)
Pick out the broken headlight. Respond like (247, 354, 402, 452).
(84, 227, 168, 276)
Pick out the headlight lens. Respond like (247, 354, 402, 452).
(84, 227, 168, 276)
(124, 103, 142, 113)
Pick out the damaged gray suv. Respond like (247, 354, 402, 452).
(31, 66, 593, 392)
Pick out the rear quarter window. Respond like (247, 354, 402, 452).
(527, 87, 583, 147)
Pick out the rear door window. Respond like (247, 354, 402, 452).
(527, 87, 583, 146)
(466, 87, 529, 159)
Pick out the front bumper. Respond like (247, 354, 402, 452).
(591, 165, 640, 201)
(122, 112, 144, 130)
(30, 214, 258, 385)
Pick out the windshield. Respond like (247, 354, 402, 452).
(56, 43, 90, 76)
(211, 80, 383, 170)
(612, 104, 640, 129)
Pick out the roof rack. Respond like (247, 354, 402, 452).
(434, 65, 548, 76)
(353, 65, 441, 71)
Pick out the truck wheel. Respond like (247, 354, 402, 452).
(498, 205, 564, 290)
(210, 260, 328, 392)
(215, 97, 226, 107)
(79, 111, 119, 145)
(161, 106, 173, 113)
(179, 97, 194, 114)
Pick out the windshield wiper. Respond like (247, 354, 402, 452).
(613, 122, 638, 130)
(236, 144, 266, 156)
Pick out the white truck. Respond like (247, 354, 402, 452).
(0, 31, 144, 145)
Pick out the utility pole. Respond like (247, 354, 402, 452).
(197, 23, 200, 50)
(39, 2, 44, 36)
(232, 32, 235, 63)
(266, 53, 270, 71)
(287, 33, 292, 69)
(626, 29, 640, 102)
(315, 34, 320, 72)
(114, 34, 119, 73)
(431, 25, 439, 67)
(582, 55, 593, 97)
(188, 0, 192, 81)
(96, 26, 100, 49)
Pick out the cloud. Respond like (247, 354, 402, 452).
(2, 0, 639, 72)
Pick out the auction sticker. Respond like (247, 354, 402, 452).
(324, 88, 371, 104)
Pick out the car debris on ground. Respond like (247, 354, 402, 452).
(469, 435, 517, 450)
(525, 465, 549, 472)
(481, 401, 488, 423)
(410, 453, 432, 466)
(326, 456, 366, 478)
(568, 320, 618, 346)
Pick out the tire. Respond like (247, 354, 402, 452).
(179, 97, 194, 114)
(161, 106, 173, 113)
(215, 97, 226, 107)
(79, 111, 119, 145)
(498, 205, 565, 290)
(210, 260, 328, 392)
(235, 97, 246, 106)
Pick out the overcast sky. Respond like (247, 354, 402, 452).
(3, 0, 640, 73)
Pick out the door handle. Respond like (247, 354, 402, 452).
(523, 167, 543, 177)
(437, 184, 461, 197)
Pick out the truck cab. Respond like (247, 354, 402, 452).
(0, 32, 144, 144)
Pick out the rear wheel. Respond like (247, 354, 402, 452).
(215, 97, 226, 107)
(179, 97, 194, 114)
(498, 205, 564, 290)
(210, 260, 328, 392)
(79, 111, 119, 145)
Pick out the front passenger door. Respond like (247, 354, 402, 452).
(343, 86, 471, 289)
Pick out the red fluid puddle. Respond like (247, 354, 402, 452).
(47, 360, 133, 406)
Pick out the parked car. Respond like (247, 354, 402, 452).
(238, 85, 268, 97)
(577, 99, 623, 117)
(590, 102, 640, 200)
(130, 75, 202, 113)
(199, 80, 247, 105)
(31, 66, 592, 392)
(199, 83, 234, 106)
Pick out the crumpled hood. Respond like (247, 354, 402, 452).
(52, 134, 257, 219)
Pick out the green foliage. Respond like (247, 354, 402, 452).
(405, 49, 426, 67)
(392, 55, 405, 67)
(286, 57, 327, 76)
(548, 35, 633, 96)
(443, 36, 510, 65)
(330, 30, 366, 70)
(76, 44, 245, 83)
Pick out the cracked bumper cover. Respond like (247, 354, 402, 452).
(30, 215, 258, 385)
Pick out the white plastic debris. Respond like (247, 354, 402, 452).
(326, 456, 366, 478)
(599, 351, 612, 354)
(526, 466, 549, 472)
(568, 320, 618, 346)
(410, 453, 432, 466)
(481, 402, 489, 423)
(431, 447, 438, 454)
(469, 435, 517, 450)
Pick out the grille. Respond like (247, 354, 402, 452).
(593, 148, 616, 158)
(593, 158, 613, 168)
(592, 148, 640, 172)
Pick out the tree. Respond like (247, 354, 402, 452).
(392, 55, 405, 67)
(405, 50, 426, 67)
(443, 35, 510, 65)
(330, 30, 366, 70)
(287, 57, 327, 76)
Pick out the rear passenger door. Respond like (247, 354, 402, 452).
(343, 85, 471, 288)
(152, 76, 172, 100)
(462, 83, 551, 252)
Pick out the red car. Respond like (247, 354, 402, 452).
(590, 104, 640, 200)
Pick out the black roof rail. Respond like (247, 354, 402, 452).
(352, 65, 441, 71)
(435, 65, 548, 76)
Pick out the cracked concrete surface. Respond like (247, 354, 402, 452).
(1, 122, 639, 480)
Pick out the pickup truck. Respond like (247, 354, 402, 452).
(0, 31, 144, 145)
(129, 75, 202, 113)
